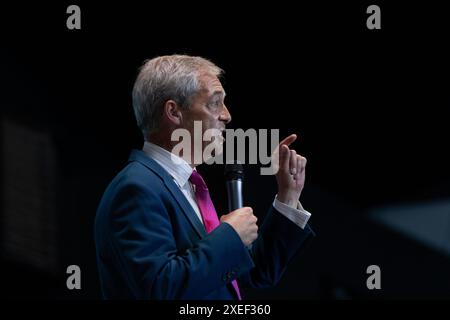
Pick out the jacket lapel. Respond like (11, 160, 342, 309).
(128, 150, 206, 239)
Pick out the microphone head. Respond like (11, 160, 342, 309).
(224, 162, 244, 181)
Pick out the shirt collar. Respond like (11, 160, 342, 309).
(142, 141, 193, 187)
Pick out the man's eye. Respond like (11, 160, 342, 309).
(209, 100, 222, 107)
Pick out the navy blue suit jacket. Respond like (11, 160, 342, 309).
(95, 150, 315, 299)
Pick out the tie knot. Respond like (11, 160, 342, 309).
(189, 170, 208, 190)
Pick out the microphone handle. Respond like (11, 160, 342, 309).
(226, 179, 243, 211)
(226, 178, 252, 250)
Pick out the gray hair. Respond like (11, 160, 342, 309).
(132, 54, 223, 137)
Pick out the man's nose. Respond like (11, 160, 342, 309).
(220, 105, 232, 124)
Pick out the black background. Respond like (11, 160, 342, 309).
(1, 1, 449, 300)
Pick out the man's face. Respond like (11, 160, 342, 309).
(180, 72, 231, 164)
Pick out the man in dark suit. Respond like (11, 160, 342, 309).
(95, 55, 315, 299)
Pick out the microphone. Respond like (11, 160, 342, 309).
(225, 162, 252, 249)
(224, 163, 244, 212)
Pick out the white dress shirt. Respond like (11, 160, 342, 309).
(142, 141, 311, 229)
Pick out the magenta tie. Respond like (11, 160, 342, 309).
(189, 170, 242, 300)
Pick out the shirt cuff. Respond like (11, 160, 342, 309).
(272, 195, 312, 229)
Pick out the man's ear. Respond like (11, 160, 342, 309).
(163, 100, 182, 126)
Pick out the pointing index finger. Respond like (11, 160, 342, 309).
(279, 134, 297, 147)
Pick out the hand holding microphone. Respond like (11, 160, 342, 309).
(220, 207, 258, 247)
(221, 163, 258, 247)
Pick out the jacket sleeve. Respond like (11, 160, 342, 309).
(107, 182, 254, 299)
(238, 206, 315, 288)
